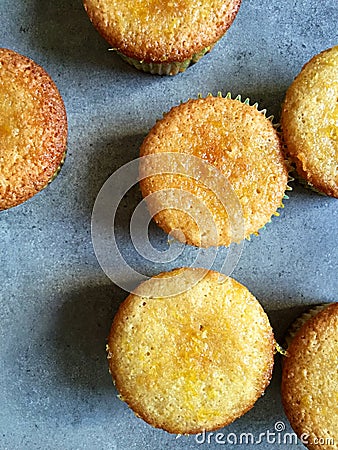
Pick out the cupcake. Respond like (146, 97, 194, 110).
(139, 94, 289, 248)
(0, 48, 67, 211)
(107, 268, 275, 434)
(282, 303, 338, 450)
(281, 46, 338, 197)
(82, 0, 241, 75)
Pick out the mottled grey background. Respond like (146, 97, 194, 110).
(0, 1, 337, 449)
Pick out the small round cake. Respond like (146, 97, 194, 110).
(281, 46, 338, 197)
(282, 303, 338, 450)
(0, 48, 67, 211)
(139, 95, 289, 247)
(83, 0, 241, 75)
(107, 268, 275, 434)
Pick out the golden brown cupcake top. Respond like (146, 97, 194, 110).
(0, 48, 67, 211)
(282, 303, 338, 450)
(107, 268, 275, 434)
(140, 96, 288, 247)
(83, 0, 241, 62)
(281, 46, 338, 197)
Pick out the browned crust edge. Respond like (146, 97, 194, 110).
(283, 151, 338, 198)
(107, 268, 275, 434)
(281, 303, 338, 449)
(0, 48, 68, 211)
(82, 0, 242, 63)
(281, 47, 338, 198)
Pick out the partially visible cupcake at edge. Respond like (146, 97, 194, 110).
(107, 267, 275, 434)
(140, 94, 289, 247)
(282, 303, 338, 450)
(0, 48, 67, 211)
(83, 0, 241, 75)
(281, 45, 338, 197)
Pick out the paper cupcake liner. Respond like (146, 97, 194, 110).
(278, 128, 327, 196)
(284, 303, 334, 350)
(275, 341, 288, 356)
(290, 166, 327, 196)
(112, 45, 213, 76)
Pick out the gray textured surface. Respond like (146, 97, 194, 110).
(0, 0, 337, 449)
